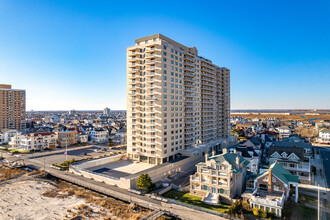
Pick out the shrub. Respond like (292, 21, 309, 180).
(259, 209, 267, 218)
(136, 173, 155, 193)
(252, 208, 259, 216)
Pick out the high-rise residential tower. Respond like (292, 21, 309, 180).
(127, 34, 230, 164)
(0, 84, 26, 131)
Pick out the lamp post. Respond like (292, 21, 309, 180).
(65, 139, 68, 161)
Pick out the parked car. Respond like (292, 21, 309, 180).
(81, 152, 87, 156)
(101, 147, 107, 151)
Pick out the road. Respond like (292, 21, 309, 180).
(311, 147, 330, 220)
(1, 146, 227, 220)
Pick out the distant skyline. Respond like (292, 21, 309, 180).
(1, 0, 329, 110)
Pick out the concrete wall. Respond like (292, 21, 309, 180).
(74, 154, 123, 169)
(70, 154, 202, 190)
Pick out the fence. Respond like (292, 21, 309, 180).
(169, 199, 231, 219)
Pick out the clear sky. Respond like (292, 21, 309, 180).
(1, 0, 329, 110)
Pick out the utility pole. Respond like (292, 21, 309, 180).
(43, 152, 46, 172)
(318, 183, 320, 220)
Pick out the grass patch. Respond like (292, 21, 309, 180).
(1, 148, 30, 154)
(301, 194, 317, 205)
(163, 189, 230, 213)
(291, 204, 317, 220)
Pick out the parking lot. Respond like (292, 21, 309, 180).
(1, 144, 126, 167)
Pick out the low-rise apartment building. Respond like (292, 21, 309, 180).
(9, 132, 56, 151)
(56, 130, 78, 147)
(190, 150, 249, 204)
(89, 128, 108, 143)
(268, 141, 312, 183)
(242, 162, 299, 217)
(78, 134, 88, 143)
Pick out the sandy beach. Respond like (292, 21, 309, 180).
(0, 179, 87, 220)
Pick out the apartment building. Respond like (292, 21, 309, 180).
(56, 130, 78, 147)
(317, 128, 330, 144)
(127, 34, 230, 164)
(0, 84, 26, 131)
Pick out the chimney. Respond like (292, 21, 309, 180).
(233, 149, 237, 154)
(205, 153, 209, 162)
(293, 144, 296, 149)
(212, 150, 215, 157)
(268, 168, 272, 193)
(236, 156, 240, 168)
(222, 148, 227, 154)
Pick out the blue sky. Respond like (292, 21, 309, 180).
(0, 0, 329, 110)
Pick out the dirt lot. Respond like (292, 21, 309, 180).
(0, 164, 151, 220)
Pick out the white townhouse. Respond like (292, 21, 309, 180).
(276, 126, 291, 140)
(78, 134, 88, 143)
(317, 128, 330, 144)
(89, 128, 108, 143)
(9, 132, 56, 151)
(0, 129, 21, 144)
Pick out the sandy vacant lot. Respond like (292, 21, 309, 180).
(0, 179, 86, 220)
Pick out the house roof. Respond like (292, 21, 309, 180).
(249, 137, 261, 146)
(26, 132, 54, 137)
(265, 162, 299, 184)
(208, 152, 250, 173)
(272, 141, 312, 149)
(320, 128, 330, 133)
(269, 145, 304, 160)
(236, 146, 259, 158)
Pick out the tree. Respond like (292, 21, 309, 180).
(136, 173, 155, 193)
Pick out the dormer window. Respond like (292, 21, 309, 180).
(281, 152, 287, 158)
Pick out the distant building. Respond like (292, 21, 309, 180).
(9, 132, 56, 151)
(78, 134, 88, 143)
(69, 109, 76, 115)
(0, 84, 26, 131)
(89, 128, 108, 143)
(103, 107, 111, 115)
(242, 162, 299, 217)
(190, 150, 249, 204)
(276, 126, 291, 140)
(317, 128, 330, 144)
(56, 130, 78, 147)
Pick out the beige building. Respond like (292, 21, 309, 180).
(127, 34, 230, 164)
(56, 130, 78, 147)
(0, 84, 26, 131)
(190, 150, 249, 204)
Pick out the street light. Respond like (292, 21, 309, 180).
(65, 139, 68, 161)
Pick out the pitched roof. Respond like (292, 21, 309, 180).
(208, 152, 250, 173)
(272, 141, 312, 149)
(320, 128, 330, 133)
(269, 145, 304, 160)
(268, 162, 299, 184)
(249, 137, 261, 146)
